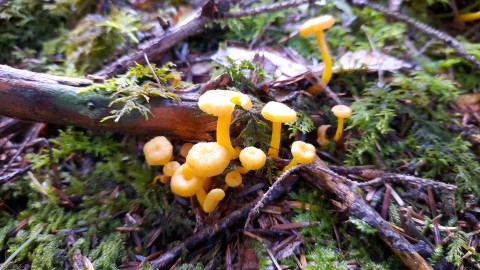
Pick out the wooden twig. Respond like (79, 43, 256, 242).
(351, 0, 480, 69)
(95, 0, 311, 77)
(150, 176, 298, 269)
(300, 158, 433, 270)
(95, 0, 217, 77)
(0, 65, 218, 141)
(0, 164, 33, 186)
(356, 173, 457, 192)
(224, 0, 310, 19)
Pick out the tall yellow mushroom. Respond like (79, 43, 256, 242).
(299, 15, 335, 85)
(331, 105, 352, 142)
(261, 101, 297, 158)
(198, 90, 252, 159)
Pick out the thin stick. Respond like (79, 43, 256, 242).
(224, 0, 310, 19)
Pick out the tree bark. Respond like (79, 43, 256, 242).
(0, 65, 217, 141)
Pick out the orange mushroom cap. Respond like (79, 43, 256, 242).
(198, 90, 252, 116)
(143, 136, 173, 166)
(225, 170, 242, 187)
(331, 105, 352, 118)
(170, 164, 206, 197)
(163, 161, 181, 177)
(299, 15, 335, 36)
(186, 142, 230, 177)
(239, 147, 267, 171)
(261, 101, 297, 123)
(291, 141, 316, 164)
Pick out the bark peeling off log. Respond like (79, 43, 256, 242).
(0, 65, 217, 141)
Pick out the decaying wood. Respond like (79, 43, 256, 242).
(300, 158, 434, 270)
(0, 65, 217, 141)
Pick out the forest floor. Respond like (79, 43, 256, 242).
(1, 0, 480, 269)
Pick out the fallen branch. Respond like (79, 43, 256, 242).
(0, 65, 217, 141)
(95, 0, 311, 77)
(150, 175, 298, 269)
(95, 0, 217, 77)
(248, 158, 434, 270)
(351, 0, 480, 69)
(300, 158, 433, 270)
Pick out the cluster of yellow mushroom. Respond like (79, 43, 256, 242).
(143, 90, 320, 213)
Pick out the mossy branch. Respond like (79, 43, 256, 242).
(0, 65, 217, 141)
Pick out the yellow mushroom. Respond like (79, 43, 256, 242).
(202, 188, 225, 213)
(198, 90, 252, 159)
(163, 161, 180, 177)
(225, 170, 242, 188)
(283, 141, 316, 171)
(331, 105, 352, 142)
(186, 142, 230, 177)
(179, 142, 194, 158)
(458, 11, 480, 22)
(237, 146, 267, 174)
(170, 164, 206, 197)
(299, 15, 335, 85)
(261, 102, 297, 158)
(317, 125, 331, 147)
(143, 136, 173, 166)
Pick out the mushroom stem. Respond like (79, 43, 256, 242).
(283, 159, 299, 171)
(315, 31, 333, 85)
(203, 189, 225, 213)
(196, 188, 207, 206)
(334, 117, 345, 142)
(217, 114, 238, 159)
(458, 11, 480, 22)
(235, 166, 250, 174)
(268, 122, 282, 158)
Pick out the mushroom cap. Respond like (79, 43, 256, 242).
(261, 101, 297, 123)
(239, 147, 267, 171)
(291, 141, 316, 164)
(299, 15, 335, 36)
(226, 170, 242, 187)
(163, 161, 181, 177)
(186, 142, 230, 177)
(331, 105, 352, 118)
(143, 136, 173, 166)
(180, 142, 194, 158)
(171, 164, 206, 197)
(198, 90, 252, 116)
